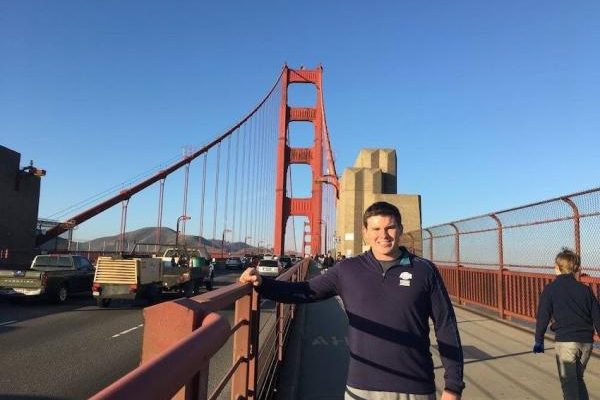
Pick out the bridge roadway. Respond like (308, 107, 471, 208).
(275, 265, 600, 400)
(0, 266, 261, 400)
(2, 263, 598, 399)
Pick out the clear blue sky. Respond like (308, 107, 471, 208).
(2, 1, 599, 242)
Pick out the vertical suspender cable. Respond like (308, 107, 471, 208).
(268, 95, 275, 250)
(239, 124, 247, 246)
(156, 178, 165, 251)
(259, 107, 267, 250)
(268, 98, 275, 247)
(254, 112, 262, 250)
(119, 199, 130, 253)
(264, 99, 270, 250)
(259, 107, 268, 250)
(241, 121, 249, 247)
(182, 162, 190, 240)
(212, 142, 221, 241)
(223, 136, 232, 249)
(199, 153, 207, 248)
(244, 119, 253, 247)
(232, 129, 240, 243)
(250, 115, 258, 250)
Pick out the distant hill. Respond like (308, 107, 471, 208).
(64, 227, 254, 255)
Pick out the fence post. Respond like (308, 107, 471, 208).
(490, 214, 505, 319)
(248, 290, 260, 400)
(425, 228, 433, 261)
(561, 197, 581, 256)
(450, 224, 461, 305)
(231, 293, 252, 400)
(562, 197, 581, 281)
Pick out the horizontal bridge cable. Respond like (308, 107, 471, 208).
(38, 68, 285, 245)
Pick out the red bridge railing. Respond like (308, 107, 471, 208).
(437, 264, 599, 324)
(92, 258, 310, 400)
(401, 187, 600, 341)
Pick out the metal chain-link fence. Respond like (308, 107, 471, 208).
(400, 187, 600, 338)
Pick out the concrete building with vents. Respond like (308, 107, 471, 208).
(0, 145, 45, 267)
(335, 148, 421, 257)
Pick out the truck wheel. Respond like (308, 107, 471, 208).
(147, 285, 162, 304)
(54, 284, 68, 304)
(97, 298, 111, 308)
(193, 279, 201, 295)
(205, 273, 214, 291)
(183, 281, 194, 298)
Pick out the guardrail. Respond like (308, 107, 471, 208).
(91, 258, 310, 400)
(401, 186, 600, 341)
(438, 264, 600, 326)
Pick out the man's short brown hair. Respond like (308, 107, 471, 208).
(363, 202, 402, 227)
(555, 247, 581, 274)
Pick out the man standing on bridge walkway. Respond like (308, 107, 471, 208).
(240, 201, 464, 399)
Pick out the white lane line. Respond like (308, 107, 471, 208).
(0, 320, 17, 326)
(111, 323, 144, 339)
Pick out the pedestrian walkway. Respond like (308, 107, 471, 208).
(276, 266, 600, 400)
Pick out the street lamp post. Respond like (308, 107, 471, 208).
(244, 236, 252, 254)
(221, 228, 232, 258)
(175, 215, 191, 248)
(324, 222, 328, 254)
(258, 240, 265, 254)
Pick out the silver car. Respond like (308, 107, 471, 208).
(225, 257, 244, 270)
(257, 260, 283, 277)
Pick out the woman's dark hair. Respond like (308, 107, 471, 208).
(362, 202, 402, 227)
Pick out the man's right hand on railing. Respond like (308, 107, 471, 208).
(239, 267, 262, 287)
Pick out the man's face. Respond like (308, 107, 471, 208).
(362, 214, 403, 260)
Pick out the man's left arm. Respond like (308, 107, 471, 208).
(429, 264, 465, 399)
(590, 287, 600, 336)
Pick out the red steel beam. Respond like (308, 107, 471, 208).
(289, 148, 312, 164)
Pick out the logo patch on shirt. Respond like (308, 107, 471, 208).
(399, 271, 412, 286)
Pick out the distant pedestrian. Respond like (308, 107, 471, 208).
(534, 248, 600, 400)
(323, 252, 335, 269)
(239, 201, 464, 399)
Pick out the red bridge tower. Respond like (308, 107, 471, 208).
(274, 65, 326, 256)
